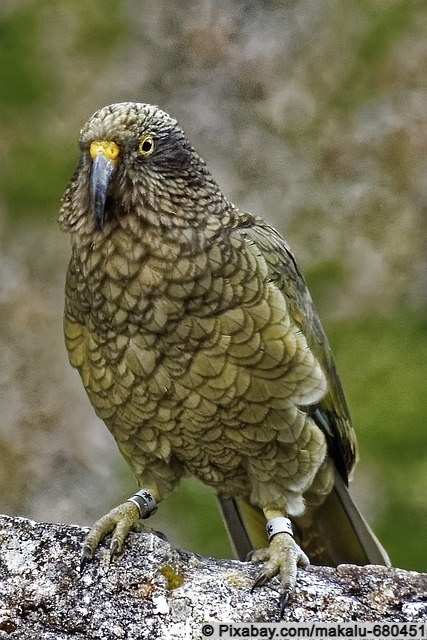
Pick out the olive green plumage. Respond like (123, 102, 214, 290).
(59, 102, 389, 607)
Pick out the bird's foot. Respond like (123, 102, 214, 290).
(80, 487, 159, 570)
(81, 501, 143, 570)
(251, 532, 309, 615)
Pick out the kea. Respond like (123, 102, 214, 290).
(59, 102, 389, 611)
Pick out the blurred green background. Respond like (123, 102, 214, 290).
(0, 0, 426, 572)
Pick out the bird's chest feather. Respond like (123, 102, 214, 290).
(65, 227, 327, 478)
(65, 230, 263, 394)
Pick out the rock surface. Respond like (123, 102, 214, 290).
(0, 515, 426, 639)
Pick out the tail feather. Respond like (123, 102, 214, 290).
(217, 473, 390, 567)
(217, 496, 267, 560)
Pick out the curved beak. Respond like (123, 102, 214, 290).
(89, 141, 120, 230)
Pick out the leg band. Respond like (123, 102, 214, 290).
(127, 488, 157, 519)
(266, 516, 293, 541)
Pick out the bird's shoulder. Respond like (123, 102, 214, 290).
(229, 212, 324, 345)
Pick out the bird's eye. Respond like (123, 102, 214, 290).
(138, 135, 155, 156)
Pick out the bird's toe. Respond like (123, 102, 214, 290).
(250, 532, 309, 614)
(80, 501, 141, 568)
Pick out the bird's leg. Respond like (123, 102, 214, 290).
(251, 508, 309, 613)
(81, 488, 158, 570)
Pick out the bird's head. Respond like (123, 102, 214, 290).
(59, 102, 228, 235)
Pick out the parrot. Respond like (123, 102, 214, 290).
(59, 102, 389, 612)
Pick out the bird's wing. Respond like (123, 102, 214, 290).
(234, 215, 356, 480)
(217, 215, 390, 567)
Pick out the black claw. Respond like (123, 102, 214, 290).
(80, 546, 93, 573)
(110, 539, 120, 559)
(154, 530, 168, 542)
(251, 572, 268, 592)
(279, 589, 291, 616)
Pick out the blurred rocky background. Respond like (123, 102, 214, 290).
(0, 0, 426, 570)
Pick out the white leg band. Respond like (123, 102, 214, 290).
(127, 488, 157, 519)
(266, 516, 293, 541)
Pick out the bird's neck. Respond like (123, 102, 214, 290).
(69, 198, 248, 254)
(67, 206, 228, 288)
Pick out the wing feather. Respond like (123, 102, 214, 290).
(233, 215, 357, 481)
